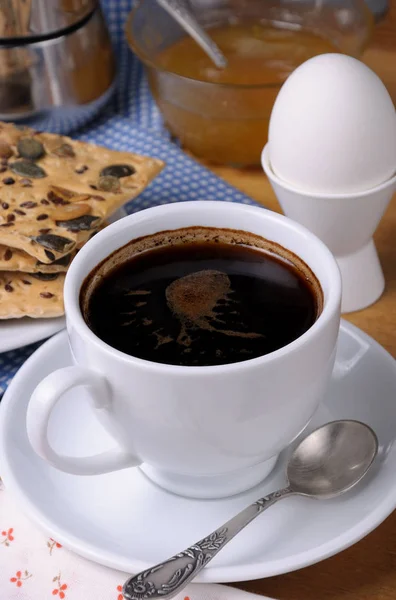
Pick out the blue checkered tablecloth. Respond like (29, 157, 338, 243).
(0, 1, 259, 393)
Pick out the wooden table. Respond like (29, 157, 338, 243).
(206, 5, 396, 599)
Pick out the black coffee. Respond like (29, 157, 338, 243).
(81, 227, 321, 367)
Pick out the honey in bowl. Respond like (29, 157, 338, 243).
(156, 23, 336, 85)
(151, 22, 338, 166)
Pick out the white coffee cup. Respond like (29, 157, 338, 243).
(26, 201, 341, 499)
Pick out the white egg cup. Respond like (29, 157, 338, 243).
(262, 144, 396, 313)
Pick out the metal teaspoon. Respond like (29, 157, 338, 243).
(155, 0, 227, 69)
(123, 420, 378, 600)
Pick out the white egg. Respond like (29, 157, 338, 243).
(268, 54, 396, 194)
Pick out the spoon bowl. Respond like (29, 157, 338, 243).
(288, 420, 378, 498)
(155, 0, 227, 68)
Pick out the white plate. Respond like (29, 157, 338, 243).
(0, 317, 66, 353)
(0, 208, 127, 353)
(1, 321, 396, 582)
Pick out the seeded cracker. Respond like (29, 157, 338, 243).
(0, 225, 106, 273)
(0, 244, 75, 273)
(0, 122, 164, 263)
(0, 271, 65, 318)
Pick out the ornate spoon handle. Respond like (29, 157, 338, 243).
(123, 486, 293, 600)
(155, 0, 228, 69)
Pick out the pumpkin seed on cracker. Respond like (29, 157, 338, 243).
(100, 164, 136, 178)
(98, 175, 121, 193)
(52, 143, 75, 158)
(56, 215, 101, 232)
(17, 138, 45, 160)
(33, 233, 75, 253)
(10, 160, 47, 179)
(31, 272, 60, 281)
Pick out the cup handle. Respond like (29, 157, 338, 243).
(26, 366, 142, 476)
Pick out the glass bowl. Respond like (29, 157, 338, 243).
(126, 0, 372, 167)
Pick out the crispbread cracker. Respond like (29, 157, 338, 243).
(0, 271, 64, 318)
(0, 217, 94, 264)
(0, 121, 164, 262)
(0, 243, 75, 273)
(0, 225, 105, 273)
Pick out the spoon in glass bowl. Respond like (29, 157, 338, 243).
(156, 0, 227, 68)
(123, 420, 378, 600)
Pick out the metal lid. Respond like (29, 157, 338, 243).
(0, 0, 97, 41)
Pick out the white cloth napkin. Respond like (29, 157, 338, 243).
(0, 479, 274, 600)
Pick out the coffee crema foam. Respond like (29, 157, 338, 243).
(81, 227, 323, 366)
(166, 269, 265, 347)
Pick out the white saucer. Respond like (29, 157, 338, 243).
(0, 316, 66, 353)
(1, 321, 396, 582)
(0, 209, 127, 352)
